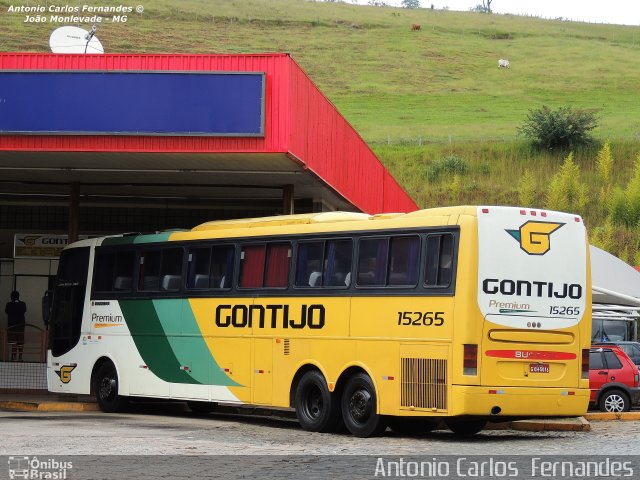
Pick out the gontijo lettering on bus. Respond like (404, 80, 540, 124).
(215, 304, 325, 329)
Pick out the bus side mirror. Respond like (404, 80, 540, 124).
(42, 290, 52, 328)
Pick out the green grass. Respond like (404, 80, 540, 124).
(1, 0, 640, 259)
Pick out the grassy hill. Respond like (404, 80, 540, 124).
(1, 0, 640, 259)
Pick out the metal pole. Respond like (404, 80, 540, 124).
(68, 182, 80, 243)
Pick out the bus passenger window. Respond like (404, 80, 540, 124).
(139, 250, 160, 290)
(264, 243, 291, 288)
(295, 241, 324, 287)
(211, 245, 234, 289)
(93, 250, 135, 293)
(425, 234, 454, 287)
(187, 248, 211, 289)
(113, 251, 135, 291)
(239, 245, 266, 288)
(388, 236, 420, 286)
(357, 238, 388, 286)
(160, 248, 183, 291)
(324, 239, 352, 287)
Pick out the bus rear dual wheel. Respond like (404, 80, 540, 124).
(295, 370, 386, 437)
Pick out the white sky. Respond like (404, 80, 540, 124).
(360, 0, 640, 26)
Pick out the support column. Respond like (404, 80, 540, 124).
(68, 182, 80, 243)
(282, 184, 294, 215)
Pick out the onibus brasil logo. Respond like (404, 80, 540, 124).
(506, 221, 564, 255)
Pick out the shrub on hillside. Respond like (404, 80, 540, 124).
(518, 106, 598, 150)
(426, 155, 468, 181)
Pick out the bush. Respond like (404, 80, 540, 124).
(518, 106, 598, 150)
(426, 155, 468, 181)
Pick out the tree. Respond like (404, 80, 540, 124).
(482, 0, 493, 13)
(402, 0, 421, 7)
(518, 105, 598, 150)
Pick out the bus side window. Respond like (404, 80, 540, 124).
(239, 245, 266, 288)
(425, 233, 454, 288)
(113, 251, 135, 291)
(295, 241, 324, 288)
(93, 249, 135, 293)
(324, 239, 352, 287)
(357, 238, 388, 286)
(187, 247, 212, 289)
(212, 245, 235, 289)
(388, 236, 420, 286)
(160, 248, 183, 291)
(139, 250, 161, 291)
(264, 242, 291, 288)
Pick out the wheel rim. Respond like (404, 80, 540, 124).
(99, 375, 116, 401)
(605, 394, 625, 412)
(348, 388, 372, 423)
(302, 384, 323, 420)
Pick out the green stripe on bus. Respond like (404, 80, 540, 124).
(153, 299, 240, 387)
(118, 299, 241, 387)
(102, 232, 173, 246)
(119, 299, 200, 384)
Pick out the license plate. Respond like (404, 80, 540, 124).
(530, 363, 550, 373)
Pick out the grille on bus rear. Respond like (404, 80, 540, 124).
(401, 358, 448, 410)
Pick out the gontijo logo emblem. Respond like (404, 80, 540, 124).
(506, 221, 564, 255)
(54, 365, 76, 384)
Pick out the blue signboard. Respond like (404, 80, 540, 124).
(0, 71, 265, 136)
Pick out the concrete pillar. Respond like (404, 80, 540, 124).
(282, 184, 294, 215)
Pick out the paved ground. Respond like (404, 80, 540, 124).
(1, 402, 638, 456)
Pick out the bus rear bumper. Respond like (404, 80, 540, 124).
(451, 385, 590, 417)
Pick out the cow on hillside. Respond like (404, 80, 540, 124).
(411, 24, 421, 31)
(498, 59, 510, 68)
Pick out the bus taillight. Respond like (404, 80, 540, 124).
(581, 349, 589, 379)
(463, 344, 478, 375)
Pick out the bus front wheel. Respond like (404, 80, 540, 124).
(445, 418, 486, 435)
(94, 362, 127, 413)
(341, 372, 387, 437)
(294, 370, 341, 432)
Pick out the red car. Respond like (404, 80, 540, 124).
(589, 346, 640, 412)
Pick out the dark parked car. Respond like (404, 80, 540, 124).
(589, 346, 640, 412)
(593, 341, 640, 367)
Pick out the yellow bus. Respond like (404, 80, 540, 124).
(47, 206, 591, 437)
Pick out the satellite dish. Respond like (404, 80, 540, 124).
(49, 25, 104, 54)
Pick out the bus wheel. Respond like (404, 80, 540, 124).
(445, 418, 486, 435)
(94, 362, 127, 413)
(187, 401, 218, 414)
(294, 370, 340, 432)
(388, 417, 437, 435)
(341, 373, 387, 437)
(599, 389, 630, 413)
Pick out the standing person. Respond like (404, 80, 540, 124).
(5, 291, 26, 361)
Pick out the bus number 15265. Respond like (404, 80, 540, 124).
(397, 311, 445, 326)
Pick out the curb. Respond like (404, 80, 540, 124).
(0, 400, 99, 412)
(486, 417, 590, 432)
(584, 411, 640, 421)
